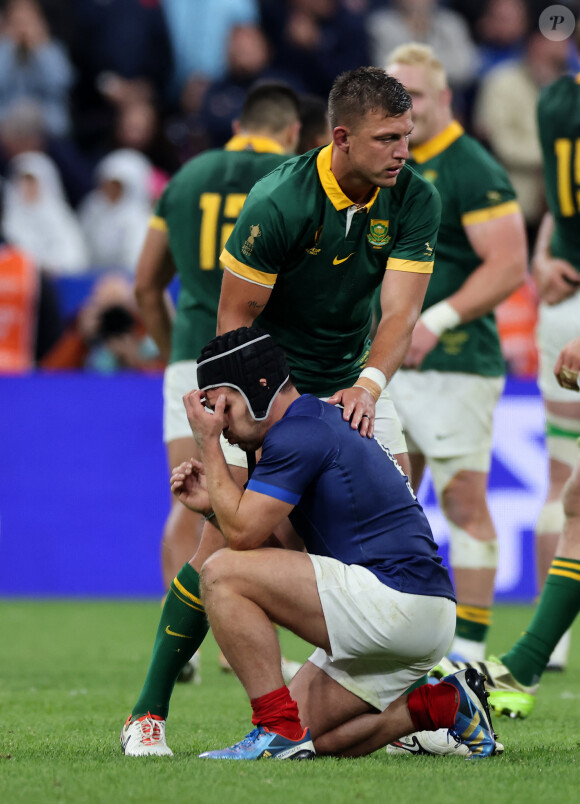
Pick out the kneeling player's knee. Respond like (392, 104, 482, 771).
(199, 548, 234, 597)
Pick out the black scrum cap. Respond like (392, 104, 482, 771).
(196, 327, 290, 421)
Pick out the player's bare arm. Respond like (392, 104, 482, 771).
(133, 225, 176, 363)
(217, 270, 272, 334)
(533, 212, 580, 305)
(329, 269, 430, 437)
(182, 390, 293, 548)
(405, 211, 527, 367)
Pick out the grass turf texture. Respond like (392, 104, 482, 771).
(1, 602, 579, 804)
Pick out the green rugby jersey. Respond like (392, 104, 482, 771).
(537, 73, 580, 272)
(151, 135, 291, 364)
(409, 121, 520, 376)
(221, 143, 440, 396)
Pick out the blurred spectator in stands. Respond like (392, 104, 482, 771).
(474, 32, 569, 245)
(79, 149, 153, 274)
(69, 0, 173, 156)
(200, 25, 302, 149)
(0, 99, 95, 206)
(260, 0, 370, 98)
(3, 151, 88, 275)
(474, 0, 530, 77)
(368, 0, 478, 99)
(162, 0, 259, 96)
(297, 93, 331, 153)
(40, 273, 162, 373)
(0, 175, 63, 372)
(0, 0, 74, 137)
(111, 96, 180, 190)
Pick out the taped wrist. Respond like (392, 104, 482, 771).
(420, 301, 461, 337)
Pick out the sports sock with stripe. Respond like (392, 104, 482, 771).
(501, 557, 580, 687)
(132, 562, 208, 719)
(251, 686, 303, 740)
(453, 604, 491, 660)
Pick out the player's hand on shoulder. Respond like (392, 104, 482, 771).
(533, 256, 580, 305)
(327, 386, 375, 438)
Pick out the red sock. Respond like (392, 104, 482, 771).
(250, 686, 304, 740)
(407, 682, 459, 731)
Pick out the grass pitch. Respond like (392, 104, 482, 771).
(1, 601, 579, 804)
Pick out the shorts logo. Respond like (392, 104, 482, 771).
(241, 224, 261, 257)
(367, 219, 390, 248)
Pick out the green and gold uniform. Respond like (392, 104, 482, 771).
(409, 121, 520, 376)
(535, 73, 580, 412)
(151, 135, 291, 364)
(537, 74, 580, 272)
(221, 143, 440, 396)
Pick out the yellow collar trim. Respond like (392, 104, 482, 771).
(576, 73, 580, 84)
(316, 144, 379, 211)
(411, 120, 464, 164)
(224, 135, 284, 154)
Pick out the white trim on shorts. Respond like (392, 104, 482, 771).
(307, 553, 456, 711)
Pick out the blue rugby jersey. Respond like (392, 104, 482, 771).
(248, 395, 455, 600)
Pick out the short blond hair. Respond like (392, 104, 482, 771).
(386, 43, 448, 92)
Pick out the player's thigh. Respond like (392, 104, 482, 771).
(390, 370, 503, 461)
(200, 548, 330, 650)
(289, 660, 375, 738)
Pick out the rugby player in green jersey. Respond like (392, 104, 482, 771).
(385, 44, 527, 662)
(134, 83, 301, 591)
(526, 48, 580, 671)
(218, 66, 440, 465)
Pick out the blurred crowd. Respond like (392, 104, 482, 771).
(1, 0, 578, 375)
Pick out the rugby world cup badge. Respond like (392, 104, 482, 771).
(242, 224, 261, 257)
(367, 219, 390, 248)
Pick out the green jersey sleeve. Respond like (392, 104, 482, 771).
(387, 174, 440, 273)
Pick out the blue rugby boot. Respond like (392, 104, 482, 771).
(444, 668, 503, 759)
(199, 726, 315, 760)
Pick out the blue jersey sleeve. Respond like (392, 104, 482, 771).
(248, 416, 336, 505)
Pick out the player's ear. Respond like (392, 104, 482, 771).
(332, 126, 349, 153)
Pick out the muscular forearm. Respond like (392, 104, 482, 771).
(367, 311, 415, 383)
(200, 440, 250, 548)
(443, 257, 526, 324)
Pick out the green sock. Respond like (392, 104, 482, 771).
(501, 557, 580, 687)
(455, 604, 491, 644)
(133, 563, 209, 719)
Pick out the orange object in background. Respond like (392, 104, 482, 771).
(495, 275, 539, 379)
(0, 245, 38, 373)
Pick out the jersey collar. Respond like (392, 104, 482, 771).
(316, 143, 379, 211)
(576, 72, 580, 84)
(411, 120, 464, 164)
(224, 135, 285, 153)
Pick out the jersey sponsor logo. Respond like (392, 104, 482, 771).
(367, 219, 391, 248)
(241, 224, 262, 257)
(486, 190, 502, 203)
(440, 330, 469, 355)
(332, 253, 355, 265)
(165, 625, 193, 639)
(424, 241, 433, 256)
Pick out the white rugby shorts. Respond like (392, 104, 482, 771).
(307, 554, 456, 711)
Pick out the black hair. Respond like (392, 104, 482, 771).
(239, 81, 301, 134)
